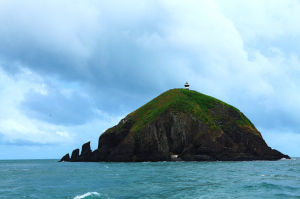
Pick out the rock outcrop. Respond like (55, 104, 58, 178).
(60, 89, 290, 162)
(79, 141, 93, 161)
(59, 153, 70, 162)
(70, 149, 80, 161)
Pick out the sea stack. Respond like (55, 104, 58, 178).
(60, 89, 290, 162)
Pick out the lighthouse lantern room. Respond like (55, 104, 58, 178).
(184, 82, 190, 90)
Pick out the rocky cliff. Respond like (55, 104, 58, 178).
(60, 89, 290, 162)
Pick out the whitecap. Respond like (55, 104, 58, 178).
(74, 192, 100, 199)
(281, 158, 296, 161)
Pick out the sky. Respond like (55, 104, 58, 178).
(0, 0, 300, 159)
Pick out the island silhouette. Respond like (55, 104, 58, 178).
(60, 88, 290, 162)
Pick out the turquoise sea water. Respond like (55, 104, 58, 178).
(0, 159, 300, 199)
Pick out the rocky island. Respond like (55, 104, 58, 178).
(60, 88, 290, 162)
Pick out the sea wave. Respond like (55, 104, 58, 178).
(280, 157, 297, 161)
(74, 192, 100, 199)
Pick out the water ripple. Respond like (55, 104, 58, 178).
(0, 159, 300, 199)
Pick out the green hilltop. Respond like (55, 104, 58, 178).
(126, 88, 258, 136)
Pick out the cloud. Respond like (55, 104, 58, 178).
(0, 133, 55, 146)
(0, 0, 300, 157)
(21, 84, 97, 125)
(0, 67, 72, 144)
(0, 66, 120, 149)
(216, 0, 300, 40)
(0, 0, 101, 71)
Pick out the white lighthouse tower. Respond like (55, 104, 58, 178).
(184, 82, 190, 90)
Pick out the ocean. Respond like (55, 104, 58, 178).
(0, 159, 300, 199)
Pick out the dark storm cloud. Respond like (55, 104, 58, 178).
(0, 0, 168, 85)
(0, 0, 182, 115)
(21, 86, 97, 126)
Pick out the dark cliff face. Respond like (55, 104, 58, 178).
(60, 89, 290, 162)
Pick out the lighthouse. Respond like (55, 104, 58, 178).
(184, 82, 190, 90)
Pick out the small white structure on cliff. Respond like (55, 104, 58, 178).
(184, 82, 190, 90)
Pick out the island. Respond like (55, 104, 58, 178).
(60, 88, 290, 162)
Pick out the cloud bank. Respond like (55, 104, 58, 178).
(0, 0, 300, 158)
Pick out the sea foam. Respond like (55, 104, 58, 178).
(74, 192, 100, 199)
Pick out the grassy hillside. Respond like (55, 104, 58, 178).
(127, 89, 255, 133)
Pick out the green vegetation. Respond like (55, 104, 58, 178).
(128, 88, 254, 133)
